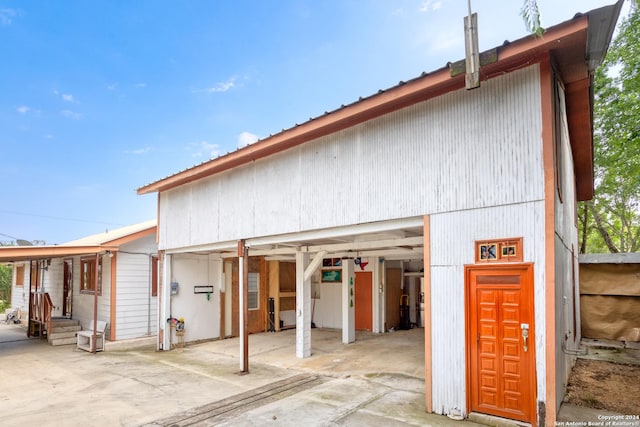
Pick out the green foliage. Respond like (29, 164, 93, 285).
(0, 264, 12, 311)
(521, 0, 543, 36)
(579, 5, 640, 253)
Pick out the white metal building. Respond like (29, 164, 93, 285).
(137, 4, 621, 426)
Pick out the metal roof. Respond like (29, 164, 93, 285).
(137, 2, 622, 199)
(0, 220, 157, 262)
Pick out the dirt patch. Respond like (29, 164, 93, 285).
(564, 358, 640, 414)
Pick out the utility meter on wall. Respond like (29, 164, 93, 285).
(170, 282, 179, 295)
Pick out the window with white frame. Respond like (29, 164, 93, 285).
(248, 272, 259, 310)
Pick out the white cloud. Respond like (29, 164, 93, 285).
(419, 0, 442, 13)
(124, 147, 151, 155)
(54, 90, 79, 103)
(44, 133, 54, 140)
(17, 105, 30, 114)
(60, 110, 83, 120)
(193, 77, 237, 93)
(135, 83, 147, 88)
(237, 131, 258, 148)
(107, 83, 118, 91)
(0, 8, 18, 25)
(189, 141, 221, 158)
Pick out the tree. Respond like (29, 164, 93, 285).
(579, 2, 640, 253)
(521, 0, 543, 36)
(0, 264, 12, 310)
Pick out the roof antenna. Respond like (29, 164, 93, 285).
(464, 0, 480, 89)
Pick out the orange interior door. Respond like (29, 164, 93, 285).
(466, 264, 536, 424)
(355, 272, 373, 331)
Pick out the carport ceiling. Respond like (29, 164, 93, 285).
(189, 227, 425, 261)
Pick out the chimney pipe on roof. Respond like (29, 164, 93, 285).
(464, 0, 480, 89)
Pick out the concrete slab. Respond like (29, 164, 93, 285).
(579, 346, 640, 366)
(0, 325, 484, 426)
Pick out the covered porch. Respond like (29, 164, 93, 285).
(0, 245, 115, 348)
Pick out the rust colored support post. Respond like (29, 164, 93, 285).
(92, 252, 99, 354)
(237, 240, 249, 374)
(243, 247, 249, 373)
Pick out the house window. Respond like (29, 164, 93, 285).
(151, 256, 159, 297)
(80, 257, 102, 294)
(248, 272, 259, 310)
(15, 265, 25, 287)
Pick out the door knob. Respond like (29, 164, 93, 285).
(521, 323, 529, 352)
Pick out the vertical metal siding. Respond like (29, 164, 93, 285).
(159, 65, 544, 252)
(253, 148, 302, 237)
(430, 201, 547, 415)
(431, 264, 467, 414)
(554, 83, 580, 410)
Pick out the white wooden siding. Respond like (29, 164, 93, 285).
(115, 234, 158, 340)
(159, 65, 544, 250)
(10, 262, 29, 314)
(429, 201, 546, 415)
(73, 254, 111, 332)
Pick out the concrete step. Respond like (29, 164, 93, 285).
(468, 412, 529, 427)
(50, 337, 77, 346)
(51, 325, 82, 334)
(48, 331, 78, 342)
(51, 319, 80, 328)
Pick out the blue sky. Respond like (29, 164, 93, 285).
(0, 0, 622, 244)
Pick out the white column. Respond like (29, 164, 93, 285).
(224, 261, 233, 338)
(372, 256, 381, 333)
(342, 259, 355, 344)
(161, 253, 171, 351)
(296, 251, 311, 358)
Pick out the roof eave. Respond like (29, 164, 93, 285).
(569, 1, 622, 201)
(0, 245, 119, 263)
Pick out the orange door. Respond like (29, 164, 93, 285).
(466, 264, 536, 424)
(355, 272, 372, 331)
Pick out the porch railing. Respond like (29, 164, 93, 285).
(28, 292, 53, 338)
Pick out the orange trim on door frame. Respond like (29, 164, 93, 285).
(540, 57, 557, 425)
(465, 263, 537, 425)
(423, 215, 432, 413)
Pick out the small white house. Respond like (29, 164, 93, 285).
(1, 220, 158, 348)
(137, 3, 621, 426)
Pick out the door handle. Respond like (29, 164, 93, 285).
(521, 323, 529, 352)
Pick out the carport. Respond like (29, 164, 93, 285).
(159, 216, 426, 372)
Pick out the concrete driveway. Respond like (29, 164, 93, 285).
(0, 322, 486, 427)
